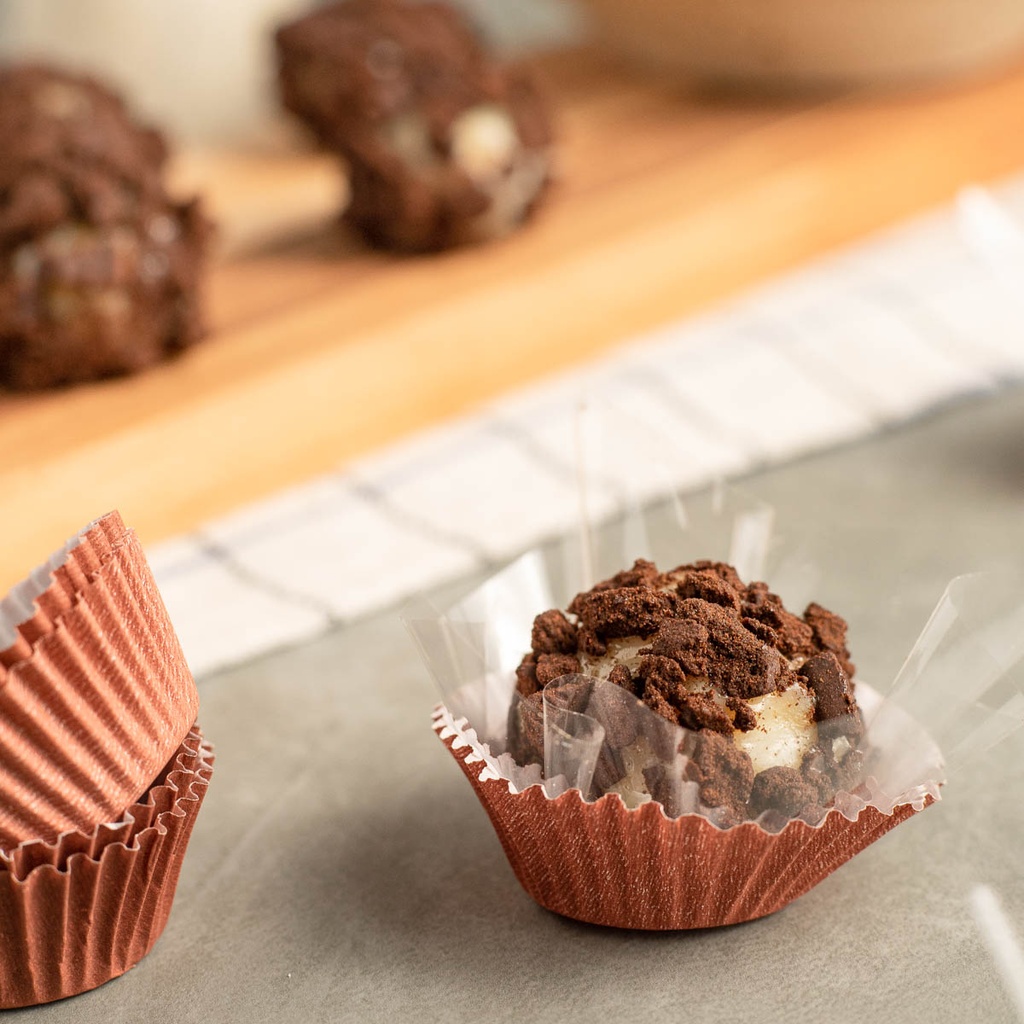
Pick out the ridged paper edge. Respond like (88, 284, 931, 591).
(0, 535, 199, 848)
(434, 704, 933, 930)
(0, 724, 213, 1009)
(0, 512, 129, 675)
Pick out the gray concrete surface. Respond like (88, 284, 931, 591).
(12, 386, 1024, 1023)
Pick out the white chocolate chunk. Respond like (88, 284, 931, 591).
(450, 104, 519, 182)
(733, 683, 817, 774)
(468, 149, 548, 238)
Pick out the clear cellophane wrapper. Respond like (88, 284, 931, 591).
(408, 482, 1024, 930)
(0, 725, 213, 1009)
(0, 512, 200, 848)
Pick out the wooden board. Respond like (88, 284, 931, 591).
(3, 46, 1024, 591)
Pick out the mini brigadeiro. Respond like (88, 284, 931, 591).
(0, 65, 211, 391)
(275, 0, 555, 252)
(408, 496, 1024, 930)
(0, 512, 213, 1008)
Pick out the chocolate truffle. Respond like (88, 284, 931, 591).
(511, 559, 864, 821)
(0, 64, 210, 390)
(275, 0, 554, 251)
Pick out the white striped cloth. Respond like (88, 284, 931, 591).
(148, 181, 1024, 679)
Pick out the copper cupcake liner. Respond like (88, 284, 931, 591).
(0, 512, 131, 671)
(435, 707, 933, 930)
(0, 515, 200, 848)
(0, 724, 213, 1010)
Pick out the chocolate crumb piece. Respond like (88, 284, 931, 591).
(727, 697, 757, 732)
(591, 558, 662, 591)
(534, 653, 581, 687)
(800, 749, 837, 806)
(531, 609, 577, 655)
(642, 763, 680, 816)
(689, 731, 754, 816)
(674, 568, 742, 610)
(0, 64, 210, 390)
(640, 601, 795, 700)
(275, 0, 554, 252)
(569, 586, 677, 645)
(804, 602, 856, 677)
(607, 663, 635, 692)
(510, 559, 866, 822)
(506, 692, 545, 768)
(742, 582, 816, 660)
(749, 766, 819, 818)
(514, 654, 539, 697)
(832, 748, 866, 794)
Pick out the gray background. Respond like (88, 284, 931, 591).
(11, 387, 1024, 1023)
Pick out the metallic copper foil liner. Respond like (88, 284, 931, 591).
(0, 725, 213, 1009)
(0, 517, 200, 848)
(436, 710, 932, 930)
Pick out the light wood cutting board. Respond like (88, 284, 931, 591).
(3, 47, 1024, 591)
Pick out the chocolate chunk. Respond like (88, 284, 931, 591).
(531, 609, 578, 655)
(275, 0, 553, 252)
(799, 652, 856, 721)
(749, 766, 818, 818)
(804, 602, 855, 677)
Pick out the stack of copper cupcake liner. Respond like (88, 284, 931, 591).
(409, 484, 1024, 931)
(0, 512, 211, 1008)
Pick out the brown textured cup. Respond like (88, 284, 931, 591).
(0, 725, 213, 1010)
(435, 708, 932, 930)
(0, 516, 200, 848)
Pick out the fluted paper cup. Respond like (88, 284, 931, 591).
(435, 703, 931, 929)
(409, 483, 1024, 930)
(0, 725, 213, 1009)
(0, 515, 200, 848)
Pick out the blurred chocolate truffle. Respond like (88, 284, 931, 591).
(275, 0, 554, 251)
(0, 64, 211, 390)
